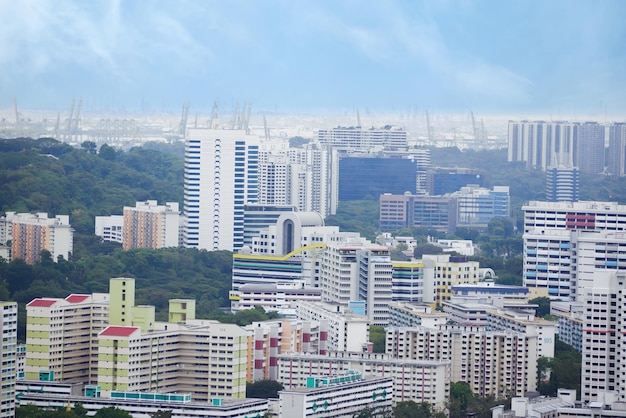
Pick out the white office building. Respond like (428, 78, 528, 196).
(94, 215, 124, 244)
(183, 128, 260, 251)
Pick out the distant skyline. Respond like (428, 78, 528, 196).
(1, 0, 625, 117)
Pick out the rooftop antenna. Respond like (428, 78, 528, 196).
(263, 114, 270, 141)
(425, 110, 434, 146)
(208, 101, 218, 129)
(13, 97, 19, 125)
(179, 101, 190, 136)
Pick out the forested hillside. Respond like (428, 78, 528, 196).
(0, 137, 183, 234)
(0, 138, 238, 339)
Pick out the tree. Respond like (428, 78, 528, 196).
(81, 141, 97, 154)
(413, 244, 444, 258)
(449, 381, 474, 418)
(93, 407, 133, 418)
(369, 325, 386, 353)
(246, 379, 284, 398)
(149, 411, 172, 418)
(394, 400, 446, 418)
(16, 404, 44, 418)
(98, 144, 117, 161)
(73, 403, 88, 417)
(529, 297, 552, 317)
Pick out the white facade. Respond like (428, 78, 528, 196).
(357, 248, 393, 326)
(16, 393, 269, 418)
(523, 201, 626, 233)
(94, 215, 124, 243)
(388, 302, 449, 328)
(435, 239, 476, 256)
(386, 325, 538, 398)
(295, 301, 369, 353)
(258, 142, 339, 218)
(279, 373, 393, 418)
(523, 201, 626, 301)
(183, 128, 260, 251)
(508, 120, 606, 174)
(231, 282, 321, 314)
(579, 271, 626, 402)
(277, 352, 449, 409)
(317, 126, 408, 150)
(0, 302, 17, 418)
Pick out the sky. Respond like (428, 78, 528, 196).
(0, 0, 625, 117)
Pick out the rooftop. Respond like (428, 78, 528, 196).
(65, 294, 90, 303)
(27, 299, 58, 308)
(99, 326, 140, 337)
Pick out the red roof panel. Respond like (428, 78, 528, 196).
(100, 326, 139, 337)
(27, 299, 58, 308)
(65, 294, 90, 303)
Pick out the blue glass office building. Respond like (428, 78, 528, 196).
(339, 157, 417, 201)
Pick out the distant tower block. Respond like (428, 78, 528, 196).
(546, 165, 579, 203)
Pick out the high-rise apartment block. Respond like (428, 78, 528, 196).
(546, 166, 579, 202)
(523, 201, 626, 300)
(25, 294, 109, 384)
(579, 271, 626, 402)
(295, 301, 370, 353)
(386, 325, 538, 398)
(0, 302, 17, 418)
(183, 128, 260, 251)
(607, 122, 626, 177)
(97, 320, 248, 400)
(317, 126, 408, 150)
(25, 279, 250, 401)
(277, 352, 449, 409)
(122, 200, 180, 250)
(0, 212, 73, 264)
(508, 120, 619, 175)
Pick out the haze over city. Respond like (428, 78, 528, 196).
(1, 0, 625, 118)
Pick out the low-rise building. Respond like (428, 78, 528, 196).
(387, 302, 448, 328)
(230, 281, 321, 315)
(279, 372, 393, 418)
(94, 215, 123, 244)
(277, 352, 449, 409)
(550, 301, 583, 352)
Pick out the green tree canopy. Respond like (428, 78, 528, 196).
(93, 407, 133, 418)
(246, 379, 284, 399)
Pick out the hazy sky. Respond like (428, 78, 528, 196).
(1, 0, 625, 116)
